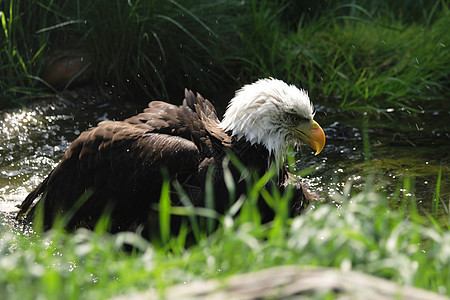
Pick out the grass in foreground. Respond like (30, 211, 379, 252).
(0, 176, 449, 299)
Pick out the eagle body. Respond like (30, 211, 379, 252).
(17, 79, 325, 234)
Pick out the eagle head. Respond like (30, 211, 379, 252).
(220, 78, 326, 163)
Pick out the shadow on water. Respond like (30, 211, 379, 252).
(0, 93, 449, 227)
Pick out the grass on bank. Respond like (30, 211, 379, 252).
(240, 1, 450, 113)
(1, 0, 449, 113)
(0, 170, 449, 299)
(0, 0, 242, 106)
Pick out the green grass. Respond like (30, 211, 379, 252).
(0, 0, 242, 106)
(238, 1, 450, 113)
(1, 0, 449, 113)
(1, 173, 449, 299)
(0, 0, 55, 106)
(2, 159, 450, 298)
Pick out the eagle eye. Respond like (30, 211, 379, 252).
(288, 113, 302, 124)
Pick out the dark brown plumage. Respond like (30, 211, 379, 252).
(17, 79, 324, 236)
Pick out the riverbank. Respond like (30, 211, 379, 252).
(1, 1, 449, 113)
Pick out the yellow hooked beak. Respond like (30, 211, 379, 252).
(291, 120, 326, 155)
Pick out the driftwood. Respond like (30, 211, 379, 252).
(111, 265, 449, 300)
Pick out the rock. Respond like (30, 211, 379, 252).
(110, 265, 449, 300)
(42, 50, 92, 89)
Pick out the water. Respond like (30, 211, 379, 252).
(0, 95, 138, 215)
(0, 94, 449, 226)
(300, 106, 450, 223)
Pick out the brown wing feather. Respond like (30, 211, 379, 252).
(17, 89, 241, 232)
(17, 99, 212, 230)
(17, 89, 312, 234)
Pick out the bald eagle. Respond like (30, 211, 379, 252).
(17, 78, 325, 235)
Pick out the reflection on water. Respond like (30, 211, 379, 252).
(0, 96, 449, 225)
(299, 109, 450, 224)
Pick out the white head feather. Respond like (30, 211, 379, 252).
(220, 78, 314, 164)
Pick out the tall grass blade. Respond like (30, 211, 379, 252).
(53, 188, 94, 229)
(159, 176, 171, 245)
(154, 14, 212, 55)
(362, 115, 371, 165)
(169, 0, 218, 39)
(1, 11, 8, 38)
(205, 164, 216, 234)
(433, 165, 443, 218)
(35, 20, 85, 34)
(172, 181, 201, 242)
